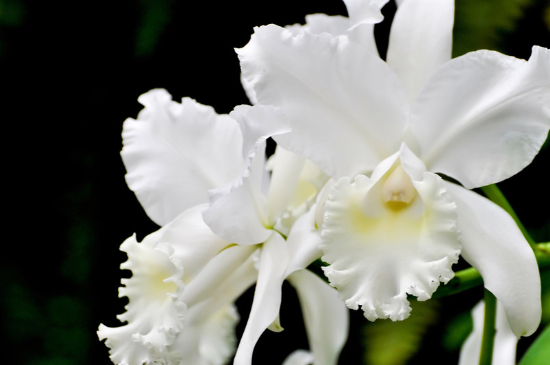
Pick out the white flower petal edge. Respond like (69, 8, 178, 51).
(98, 205, 243, 365)
(386, 0, 454, 102)
(444, 182, 541, 337)
(121, 89, 244, 226)
(233, 232, 290, 365)
(322, 147, 460, 321)
(283, 350, 314, 365)
(343, 0, 387, 28)
(412, 47, 550, 189)
(284, 0, 388, 55)
(286, 14, 350, 38)
(203, 105, 291, 245)
(288, 270, 349, 365)
(458, 301, 518, 365)
(238, 24, 409, 179)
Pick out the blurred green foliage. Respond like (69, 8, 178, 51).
(0, 0, 24, 26)
(453, 0, 530, 56)
(442, 311, 474, 352)
(519, 325, 550, 365)
(362, 300, 439, 365)
(0, 0, 24, 55)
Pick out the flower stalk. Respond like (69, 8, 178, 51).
(479, 289, 497, 365)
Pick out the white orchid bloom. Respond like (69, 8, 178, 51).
(98, 204, 257, 365)
(203, 104, 349, 365)
(238, 0, 548, 338)
(102, 89, 349, 364)
(459, 301, 518, 365)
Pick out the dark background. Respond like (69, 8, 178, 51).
(2, 0, 549, 364)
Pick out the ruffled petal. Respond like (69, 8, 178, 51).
(288, 270, 349, 365)
(97, 233, 186, 364)
(412, 47, 550, 188)
(458, 301, 518, 365)
(386, 0, 454, 102)
(321, 152, 460, 321)
(234, 232, 290, 365)
(98, 208, 251, 365)
(344, 0, 389, 55)
(443, 182, 541, 337)
(121, 89, 244, 226)
(343, 0, 388, 28)
(238, 24, 409, 179)
(286, 14, 350, 38)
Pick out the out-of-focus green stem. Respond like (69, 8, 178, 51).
(479, 290, 497, 365)
(481, 184, 536, 248)
(432, 267, 483, 298)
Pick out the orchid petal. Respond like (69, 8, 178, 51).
(343, 0, 388, 28)
(234, 232, 290, 365)
(97, 233, 185, 365)
(344, 0, 389, 55)
(322, 152, 460, 321)
(267, 147, 306, 224)
(203, 143, 272, 245)
(289, 270, 349, 365)
(98, 206, 231, 365)
(412, 47, 550, 188)
(458, 301, 518, 365)
(241, 73, 258, 105)
(286, 14, 350, 38)
(229, 105, 291, 164)
(443, 182, 541, 337)
(181, 244, 257, 307)
(238, 24, 409, 179)
(283, 350, 314, 365)
(386, 0, 454, 102)
(169, 304, 240, 365)
(121, 89, 243, 226)
(155, 204, 229, 283)
(285, 206, 323, 277)
(203, 106, 292, 244)
(190, 254, 258, 324)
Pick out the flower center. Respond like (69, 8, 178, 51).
(381, 164, 416, 205)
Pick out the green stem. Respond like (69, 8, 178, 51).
(479, 289, 497, 365)
(432, 267, 483, 298)
(481, 184, 536, 248)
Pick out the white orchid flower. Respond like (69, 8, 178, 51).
(459, 301, 518, 365)
(98, 204, 257, 365)
(238, 0, 548, 338)
(202, 104, 348, 365)
(100, 89, 349, 364)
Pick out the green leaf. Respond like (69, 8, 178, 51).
(519, 325, 550, 365)
(442, 311, 474, 351)
(362, 300, 439, 365)
(453, 0, 530, 57)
